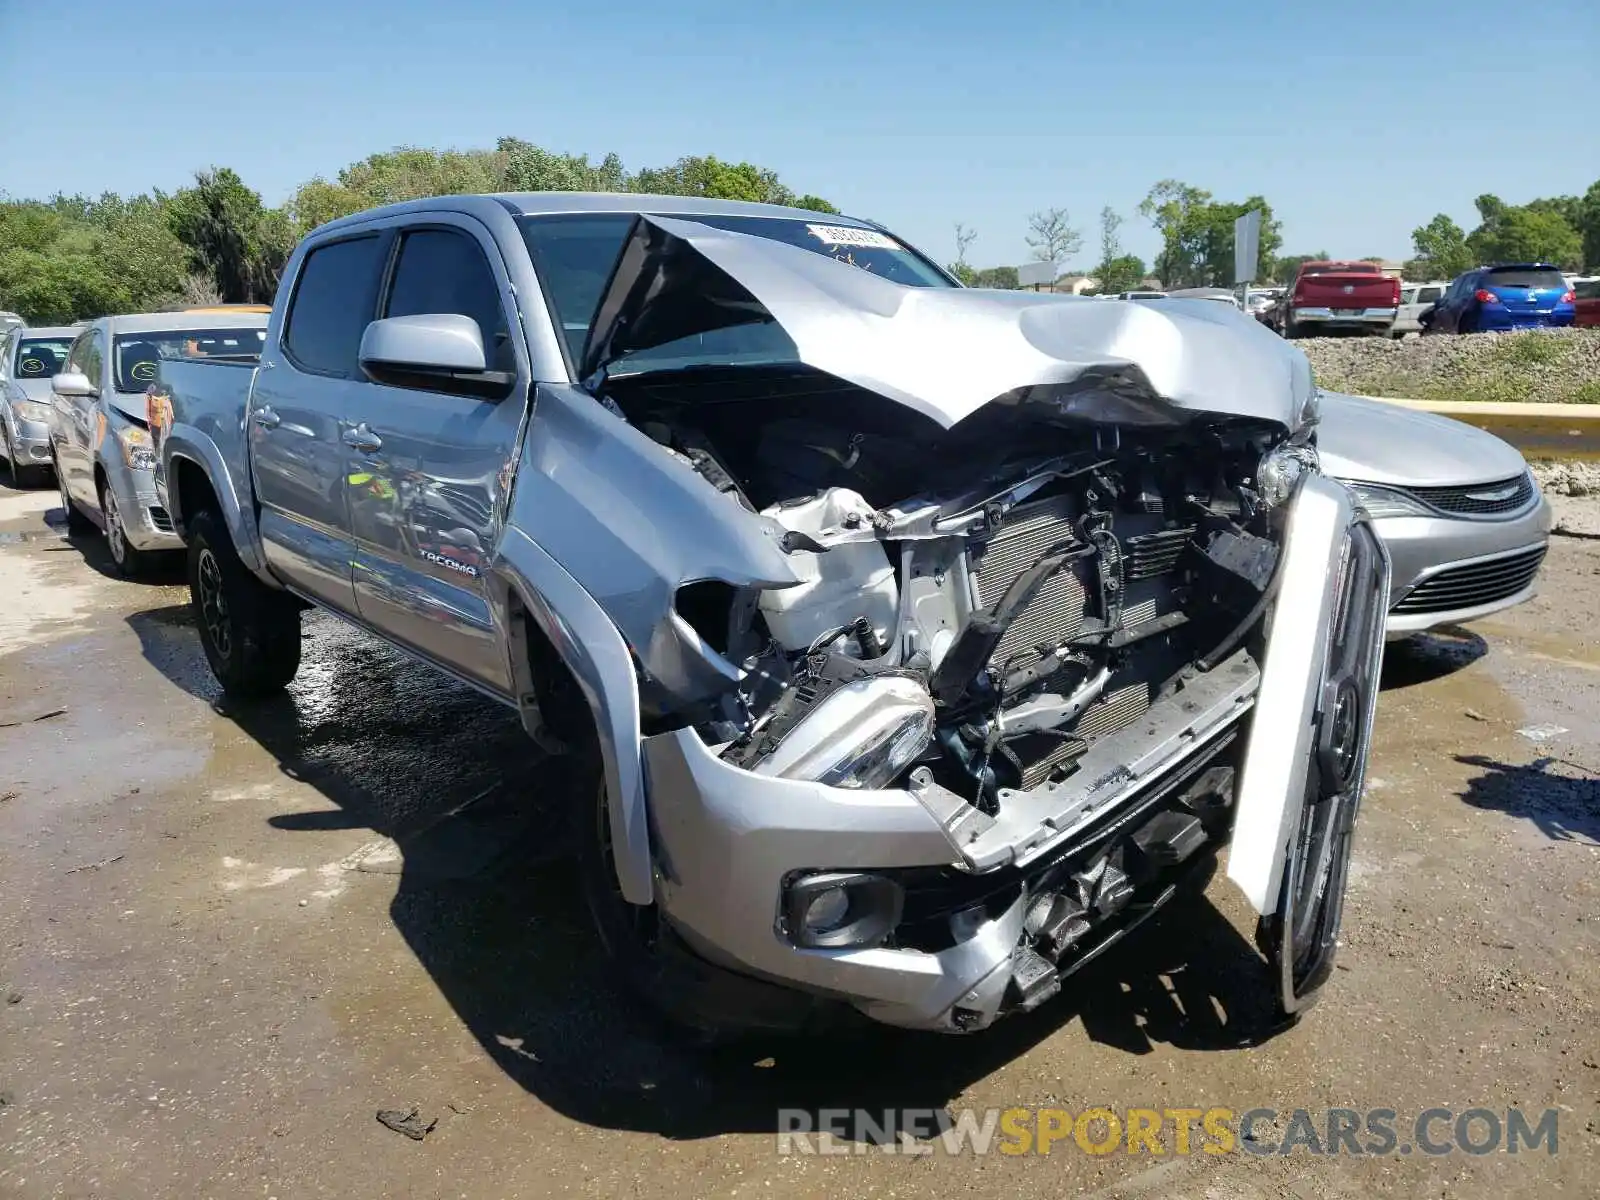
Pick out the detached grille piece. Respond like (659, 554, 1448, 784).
(1393, 546, 1546, 614)
(1399, 473, 1534, 516)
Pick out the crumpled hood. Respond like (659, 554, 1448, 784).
(1316, 391, 1528, 486)
(584, 215, 1319, 432)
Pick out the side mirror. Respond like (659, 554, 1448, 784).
(361, 313, 486, 372)
(52, 370, 97, 397)
(359, 314, 513, 400)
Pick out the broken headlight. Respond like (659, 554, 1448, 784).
(752, 675, 934, 790)
(1256, 443, 1319, 508)
(116, 424, 156, 472)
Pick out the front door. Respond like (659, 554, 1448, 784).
(250, 233, 390, 613)
(56, 327, 104, 507)
(343, 220, 526, 694)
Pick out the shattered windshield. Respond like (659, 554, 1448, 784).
(519, 212, 950, 363)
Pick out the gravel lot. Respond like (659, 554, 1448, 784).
(1302, 328, 1600, 405)
(2, 479, 1598, 1199)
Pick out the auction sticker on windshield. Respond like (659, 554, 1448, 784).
(806, 224, 900, 250)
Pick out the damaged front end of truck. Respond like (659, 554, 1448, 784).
(515, 214, 1390, 1033)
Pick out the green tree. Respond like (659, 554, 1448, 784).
(1467, 204, 1582, 269)
(1089, 207, 1145, 292)
(972, 265, 1020, 289)
(793, 194, 840, 214)
(1408, 214, 1473, 280)
(1265, 251, 1329, 284)
(1580, 179, 1600, 271)
(166, 168, 292, 303)
(1138, 182, 1279, 286)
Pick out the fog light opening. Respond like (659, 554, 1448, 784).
(782, 871, 904, 950)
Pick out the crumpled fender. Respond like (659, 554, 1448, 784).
(493, 525, 654, 905)
(509, 384, 800, 705)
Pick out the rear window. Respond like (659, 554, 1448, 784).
(284, 235, 387, 377)
(1300, 263, 1381, 276)
(112, 328, 266, 392)
(1417, 286, 1443, 304)
(1482, 267, 1568, 289)
(1576, 280, 1600, 300)
(13, 337, 73, 379)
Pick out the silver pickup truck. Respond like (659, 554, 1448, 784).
(149, 193, 1390, 1036)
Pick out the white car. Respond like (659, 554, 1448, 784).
(1392, 282, 1449, 337)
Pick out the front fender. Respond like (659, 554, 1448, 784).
(494, 526, 653, 906)
(161, 426, 269, 577)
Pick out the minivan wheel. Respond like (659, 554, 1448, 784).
(187, 510, 302, 698)
(100, 482, 151, 578)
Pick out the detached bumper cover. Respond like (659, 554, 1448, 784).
(643, 476, 1388, 1032)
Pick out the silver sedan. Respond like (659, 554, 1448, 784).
(1, 325, 78, 487)
(1318, 392, 1550, 635)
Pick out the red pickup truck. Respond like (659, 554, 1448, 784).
(1278, 261, 1400, 339)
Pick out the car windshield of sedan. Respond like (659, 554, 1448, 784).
(519, 213, 951, 365)
(111, 328, 266, 392)
(13, 338, 74, 379)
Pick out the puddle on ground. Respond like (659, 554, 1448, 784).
(0, 527, 67, 545)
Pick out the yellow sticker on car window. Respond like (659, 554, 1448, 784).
(130, 361, 158, 382)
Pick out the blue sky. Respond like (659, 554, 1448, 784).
(2, 0, 1595, 270)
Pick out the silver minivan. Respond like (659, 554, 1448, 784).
(49, 311, 267, 575)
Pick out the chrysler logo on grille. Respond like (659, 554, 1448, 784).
(1464, 483, 1520, 502)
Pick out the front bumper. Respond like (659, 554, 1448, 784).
(1373, 496, 1552, 635)
(642, 476, 1387, 1032)
(1292, 306, 1397, 329)
(3, 415, 52, 465)
(102, 456, 183, 552)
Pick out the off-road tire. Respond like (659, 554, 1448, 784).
(187, 509, 301, 698)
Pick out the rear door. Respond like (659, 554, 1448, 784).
(341, 218, 527, 694)
(250, 233, 390, 612)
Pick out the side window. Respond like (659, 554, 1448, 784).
(284, 235, 386, 378)
(383, 228, 514, 374)
(1418, 286, 1442, 304)
(69, 330, 104, 386)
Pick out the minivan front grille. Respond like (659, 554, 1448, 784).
(1392, 546, 1546, 614)
(1398, 472, 1534, 517)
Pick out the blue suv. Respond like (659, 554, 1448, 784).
(1425, 264, 1576, 333)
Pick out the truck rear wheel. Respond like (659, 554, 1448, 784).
(187, 510, 302, 698)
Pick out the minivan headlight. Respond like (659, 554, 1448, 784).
(1344, 482, 1432, 519)
(14, 400, 51, 423)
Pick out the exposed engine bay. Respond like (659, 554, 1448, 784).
(608, 371, 1312, 815)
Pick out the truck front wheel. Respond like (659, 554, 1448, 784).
(187, 510, 302, 698)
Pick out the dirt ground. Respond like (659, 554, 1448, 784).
(1, 478, 1597, 1200)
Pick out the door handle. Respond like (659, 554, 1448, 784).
(252, 407, 280, 430)
(342, 424, 383, 454)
